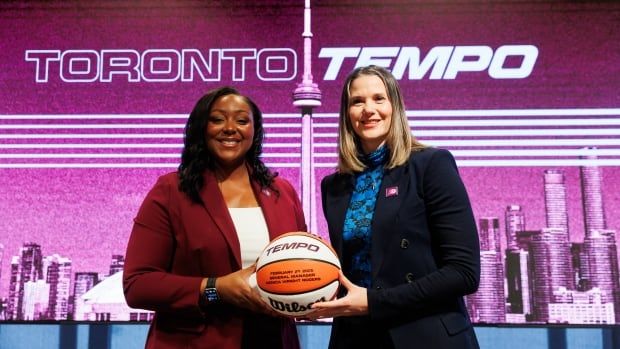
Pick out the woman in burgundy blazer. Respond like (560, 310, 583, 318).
(123, 87, 305, 349)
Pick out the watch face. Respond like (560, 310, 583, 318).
(204, 288, 219, 303)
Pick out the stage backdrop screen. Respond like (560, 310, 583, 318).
(0, 1, 619, 324)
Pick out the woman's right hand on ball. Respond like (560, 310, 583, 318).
(217, 264, 279, 316)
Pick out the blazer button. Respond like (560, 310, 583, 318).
(405, 273, 414, 283)
(375, 286, 382, 290)
(400, 238, 410, 249)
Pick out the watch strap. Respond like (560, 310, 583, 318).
(207, 277, 217, 289)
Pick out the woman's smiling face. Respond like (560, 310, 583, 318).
(347, 74, 393, 154)
(205, 94, 255, 169)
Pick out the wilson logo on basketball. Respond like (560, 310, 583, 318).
(268, 296, 327, 313)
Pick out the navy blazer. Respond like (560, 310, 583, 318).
(321, 148, 480, 349)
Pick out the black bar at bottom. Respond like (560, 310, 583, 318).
(547, 327, 567, 349)
(88, 324, 111, 349)
(59, 323, 77, 349)
(602, 326, 620, 349)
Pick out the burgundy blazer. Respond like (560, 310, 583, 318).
(123, 170, 306, 349)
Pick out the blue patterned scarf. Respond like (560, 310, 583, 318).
(342, 145, 388, 288)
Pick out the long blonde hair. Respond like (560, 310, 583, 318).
(337, 65, 425, 174)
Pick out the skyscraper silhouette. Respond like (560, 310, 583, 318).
(7, 243, 43, 320)
(0, 243, 3, 298)
(479, 217, 501, 254)
(73, 272, 99, 320)
(582, 229, 620, 321)
(109, 254, 124, 276)
(580, 148, 607, 235)
(504, 206, 530, 318)
(505, 205, 525, 251)
(467, 251, 505, 322)
(43, 254, 72, 320)
(505, 249, 531, 317)
(579, 148, 619, 321)
(543, 169, 569, 239)
(530, 228, 574, 322)
(467, 217, 506, 322)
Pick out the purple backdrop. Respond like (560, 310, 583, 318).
(0, 1, 619, 324)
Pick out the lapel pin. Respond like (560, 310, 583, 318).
(386, 186, 398, 197)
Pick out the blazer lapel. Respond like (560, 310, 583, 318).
(199, 171, 242, 269)
(325, 174, 354, 255)
(371, 164, 409, 279)
(251, 180, 281, 241)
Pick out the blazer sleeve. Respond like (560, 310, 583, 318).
(123, 175, 204, 314)
(367, 149, 480, 320)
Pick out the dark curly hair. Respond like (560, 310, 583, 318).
(178, 87, 278, 203)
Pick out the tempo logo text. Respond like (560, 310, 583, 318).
(319, 45, 538, 80)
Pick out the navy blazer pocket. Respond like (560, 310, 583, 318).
(440, 312, 471, 336)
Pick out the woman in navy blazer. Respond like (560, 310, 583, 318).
(123, 87, 305, 349)
(311, 66, 480, 349)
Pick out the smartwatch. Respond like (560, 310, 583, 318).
(203, 277, 220, 304)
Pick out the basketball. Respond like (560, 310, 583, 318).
(252, 232, 341, 317)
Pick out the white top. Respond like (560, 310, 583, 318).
(228, 207, 270, 268)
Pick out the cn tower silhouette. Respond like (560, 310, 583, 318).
(292, 0, 321, 234)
